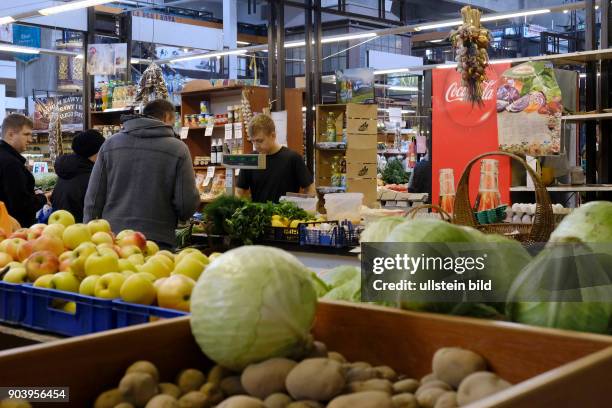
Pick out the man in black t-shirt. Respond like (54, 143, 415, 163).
(236, 114, 314, 203)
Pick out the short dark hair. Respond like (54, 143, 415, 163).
(142, 99, 175, 120)
(1, 113, 33, 138)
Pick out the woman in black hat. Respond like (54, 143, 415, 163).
(51, 129, 106, 222)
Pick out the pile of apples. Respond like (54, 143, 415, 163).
(0, 210, 218, 313)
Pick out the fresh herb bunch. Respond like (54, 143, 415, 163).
(273, 201, 311, 221)
(382, 159, 410, 185)
(226, 202, 275, 245)
(203, 195, 246, 235)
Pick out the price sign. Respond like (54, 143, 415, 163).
(233, 122, 243, 137)
(179, 127, 189, 140)
(225, 123, 233, 140)
(205, 125, 214, 136)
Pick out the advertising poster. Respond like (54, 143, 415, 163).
(87, 43, 127, 75)
(336, 68, 375, 103)
(33, 95, 84, 132)
(12, 24, 40, 63)
(432, 64, 512, 206)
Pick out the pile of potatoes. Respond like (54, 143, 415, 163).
(93, 343, 511, 408)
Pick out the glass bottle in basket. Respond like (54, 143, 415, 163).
(439, 168, 456, 215)
(474, 159, 501, 212)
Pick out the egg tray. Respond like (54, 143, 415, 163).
(474, 205, 508, 225)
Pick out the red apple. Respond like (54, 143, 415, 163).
(9, 228, 29, 240)
(27, 227, 44, 241)
(25, 251, 60, 281)
(0, 238, 33, 262)
(31, 235, 65, 257)
(117, 231, 147, 251)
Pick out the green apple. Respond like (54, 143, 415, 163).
(71, 242, 97, 279)
(62, 224, 92, 250)
(127, 253, 145, 266)
(91, 231, 114, 245)
(120, 274, 156, 305)
(87, 219, 111, 235)
(144, 240, 159, 257)
(85, 252, 119, 276)
(42, 223, 66, 240)
(2, 267, 27, 283)
(51, 271, 80, 293)
(118, 259, 137, 272)
(25, 251, 60, 281)
(157, 274, 195, 312)
(135, 272, 156, 282)
(94, 272, 126, 299)
(48, 210, 76, 227)
(171, 256, 205, 281)
(138, 257, 172, 279)
(79, 275, 100, 296)
(33, 274, 55, 288)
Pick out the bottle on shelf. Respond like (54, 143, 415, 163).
(474, 159, 501, 212)
(331, 155, 342, 187)
(211, 139, 218, 165)
(326, 112, 337, 142)
(439, 168, 456, 215)
(408, 136, 417, 169)
(100, 82, 108, 111)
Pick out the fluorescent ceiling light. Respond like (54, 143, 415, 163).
(563, 9, 569, 14)
(39, 0, 114, 16)
(75, 54, 84, 59)
(388, 86, 419, 92)
(170, 49, 247, 63)
(490, 59, 514, 65)
(415, 20, 461, 31)
(0, 16, 15, 25)
(236, 40, 250, 45)
(436, 64, 455, 69)
(321, 32, 377, 43)
(131, 58, 143, 64)
(480, 9, 550, 22)
(579, 73, 586, 78)
(374, 68, 411, 75)
(0, 44, 40, 54)
(429, 39, 444, 43)
(285, 40, 306, 48)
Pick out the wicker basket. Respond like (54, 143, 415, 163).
(406, 204, 453, 222)
(453, 151, 555, 244)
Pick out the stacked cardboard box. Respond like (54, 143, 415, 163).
(345, 103, 378, 206)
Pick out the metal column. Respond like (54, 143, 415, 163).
(276, 1, 285, 110)
(267, 0, 277, 108)
(305, 0, 314, 172)
(600, 0, 612, 197)
(585, 0, 597, 197)
(313, 0, 323, 105)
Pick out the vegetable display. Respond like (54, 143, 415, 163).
(381, 159, 410, 185)
(34, 172, 58, 192)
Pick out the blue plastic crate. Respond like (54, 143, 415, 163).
(0, 281, 26, 325)
(21, 285, 115, 337)
(299, 220, 357, 248)
(113, 300, 188, 327)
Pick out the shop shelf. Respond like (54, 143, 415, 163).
(0, 281, 26, 325)
(113, 300, 188, 328)
(21, 285, 115, 337)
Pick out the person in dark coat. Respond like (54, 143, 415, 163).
(0, 113, 47, 228)
(408, 139, 432, 204)
(51, 130, 106, 222)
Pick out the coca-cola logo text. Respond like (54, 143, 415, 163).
(445, 80, 497, 103)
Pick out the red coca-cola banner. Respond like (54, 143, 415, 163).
(432, 65, 511, 210)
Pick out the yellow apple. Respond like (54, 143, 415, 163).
(157, 274, 195, 312)
(117, 231, 147, 250)
(31, 234, 65, 257)
(1, 238, 33, 262)
(116, 229, 135, 241)
(127, 253, 145, 266)
(33, 274, 55, 288)
(79, 275, 100, 296)
(208, 252, 222, 262)
(172, 256, 205, 281)
(135, 272, 156, 282)
(156, 250, 175, 262)
(138, 257, 172, 279)
(149, 254, 173, 270)
(3, 267, 27, 283)
(85, 252, 119, 277)
(153, 277, 167, 291)
(118, 259, 137, 272)
(51, 271, 80, 293)
(91, 231, 114, 245)
(97, 245, 118, 258)
(6, 261, 23, 270)
(0, 252, 12, 268)
(144, 240, 159, 256)
(87, 219, 111, 235)
(63, 224, 92, 250)
(120, 274, 156, 305)
(71, 242, 97, 279)
(48, 210, 75, 228)
(94, 272, 126, 299)
(62, 301, 76, 314)
(120, 245, 142, 259)
(42, 223, 65, 240)
(175, 248, 203, 264)
(121, 271, 135, 278)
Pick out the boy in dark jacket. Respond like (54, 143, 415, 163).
(51, 130, 105, 222)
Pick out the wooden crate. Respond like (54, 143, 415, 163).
(0, 302, 611, 407)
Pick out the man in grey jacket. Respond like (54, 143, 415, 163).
(84, 99, 200, 249)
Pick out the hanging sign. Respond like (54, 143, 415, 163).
(12, 24, 40, 63)
(33, 95, 84, 132)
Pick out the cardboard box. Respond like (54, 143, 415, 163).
(346, 102, 377, 119)
(347, 118, 377, 135)
(316, 107, 345, 142)
(346, 133, 377, 149)
(347, 161, 377, 178)
(1, 302, 612, 406)
(347, 177, 377, 206)
(346, 147, 377, 163)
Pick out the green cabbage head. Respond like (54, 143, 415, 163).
(190, 246, 318, 370)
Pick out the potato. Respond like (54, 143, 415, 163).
(346, 367, 380, 383)
(200, 383, 224, 405)
(241, 358, 297, 399)
(285, 358, 346, 401)
(115, 403, 136, 408)
(145, 395, 178, 408)
(349, 379, 393, 394)
(416, 381, 452, 395)
(208, 365, 231, 386)
(391, 393, 418, 408)
(126, 361, 160, 383)
(345, 361, 371, 370)
(216, 396, 265, 408)
(327, 352, 347, 363)
(119, 373, 159, 407)
(178, 391, 207, 408)
(327, 391, 393, 408)
(221, 376, 247, 396)
(176, 369, 206, 394)
(432, 348, 487, 389)
(306, 341, 328, 358)
(392, 379, 420, 394)
(159, 383, 182, 399)
(420, 373, 437, 384)
(416, 388, 446, 408)
(433, 391, 457, 408)
(374, 366, 397, 382)
(456, 372, 511, 406)
(94, 389, 125, 408)
(263, 393, 293, 408)
(286, 401, 323, 408)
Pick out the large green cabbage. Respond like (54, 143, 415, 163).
(360, 216, 406, 243)
(190, 246, 318, 370)
(549, 201, 612, 245)
(319, 265, 361, 302)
